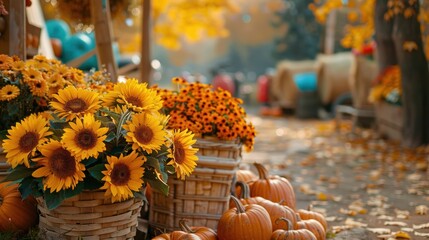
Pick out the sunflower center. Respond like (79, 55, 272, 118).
(36, 83, 42, 88)
(7, 91, 12, 95)
(30, 75, 35, 79)
(126, 96, 142, 107)
(174, 141, 186, 164)
(110, 163, 131, 186)
(49, 148, 76, 178)
(65, 98, 88, 113)
(135, 125, 154, 144)
(18, 132, 39, 152)
(75, 129, 97, 150)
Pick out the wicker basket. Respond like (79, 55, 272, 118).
(0, 148, 9, 182)
(149, 137, 242, 233)
(37, 191, 143, 240)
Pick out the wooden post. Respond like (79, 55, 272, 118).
(91, 0, 118, 82)
(140, 0, 151, 84)
(0, 0, 26, 59)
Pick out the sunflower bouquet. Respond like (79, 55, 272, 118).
(0, 54, 86, 137)
(154, 77, 256, 152)
(2, 78, 199, 210)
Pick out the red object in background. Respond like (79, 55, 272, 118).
(212, 74, 235, 95)
(26, 0, 32, 7)
(257, 75, 270, 103)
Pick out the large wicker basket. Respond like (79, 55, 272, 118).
(37, 191, 143, 240)
(149, 137, 242, 233)
(0, 148, 9, 182)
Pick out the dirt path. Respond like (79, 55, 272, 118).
(242, 115, 429, 239)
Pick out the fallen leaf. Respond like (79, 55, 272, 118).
(393, 231, 410, 239)
(378, 215, 395, 221)
(384, 221, 407, 227)
(367, 228, 391, 234)
(345, 218, 368, 228)
(413, 222, 429, 230)
(415, 231, 429, 237)
(400, 228, 413, 232)
(415, 205, 428, 215)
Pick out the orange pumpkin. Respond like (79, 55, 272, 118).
(218, 196, 272, 240)
(272, 218, 317, 240)
(229, 181, 265, 208)
(258, 198, 298, 231)
(296, 206, 328, 231)
(235, 169, 258, 197)
(151, 220, 216, 240)
(0, 181, 38, 232)
(296, 218, 326, 240)
(178, 220, 217, 240)
(250, 163, 296, 210)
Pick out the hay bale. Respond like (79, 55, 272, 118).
(348, 55, 379, 108)
(271, 60, 317, 109)
(316, 52, 354, 105)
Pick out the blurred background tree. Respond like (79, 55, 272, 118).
(272, 0, 322, 60)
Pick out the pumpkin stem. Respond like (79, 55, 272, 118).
(235, 181, 251, 199)
(179, 219, 195, 233)
(230, 195, 246, 214)
(275, 217, 292, 231)
(254, 163, 269, 180)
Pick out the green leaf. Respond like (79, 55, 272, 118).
(88, 164, 106, 181)
(83, 175, 103, 190)
(145, 156, 162, 171)
(143, 170, 169, 196)
(44, 182, 84, 210)
(81, 157, 98, 167)
(105, 131, 116, 143)
(1, 165, 33, 183)
(49, 120, 68, 130)
(19, 177, 42, 200)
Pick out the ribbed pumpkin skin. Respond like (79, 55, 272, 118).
(0, 182, 38, 232)
(296, 219, 326, 240)
(152, 233, 172, 240)
(251, 163, 296, 210)
(296, 209, 328, 231)
(271, 228, 317, 240)
(258, 199, 298, 231)
(235, 170, 258, 198)
(179, 220, 217, 240)
(170, 231, 202, 240)
(218, 196, 272, 240)
(271, 218, 317, 240)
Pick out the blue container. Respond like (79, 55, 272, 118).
(293, 72, 317, 92)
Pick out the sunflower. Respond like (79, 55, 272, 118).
(32, 140, 85, 193)
(28, 79, 48, 97)
(22, 67, 43, 83)
(101, 151, 145, 203)
(51, 85, 101, 121)
(0, 54, 13, 69)
(167, 129, 198, 180)
(62, 114, 108, 161)
(123, 112, 166, 154)
(0, 84, 20, 101)
(2, 114, 52, 168)
(102, 78, 163, 112)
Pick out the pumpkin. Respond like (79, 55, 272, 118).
(178, 219, 217, 240)
(271, 218, 317, 240)
(230, 182, 298, 231)
(218, 196, 272, 240)
(229, 181, 265, 208)
(296, 206, 328, 231)
(257, 198, 298, 231)
(0, 181, 39, 232)
(235, 169, 258, 197)
(152, 220, 216, 240)
(250, 163, 296, 210)
(296, 218, 326, 240)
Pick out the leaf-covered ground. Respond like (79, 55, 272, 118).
(242, 115, 429, 239)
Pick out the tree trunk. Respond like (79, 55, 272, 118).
(140, 0, 151, 84)
(392, 0, 429, 147)
(374, 0, 397, 70)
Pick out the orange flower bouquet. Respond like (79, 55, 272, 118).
(2, 78, 199, 210)
(155, 77, 256, 152)
(368, 65, 402, 105)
